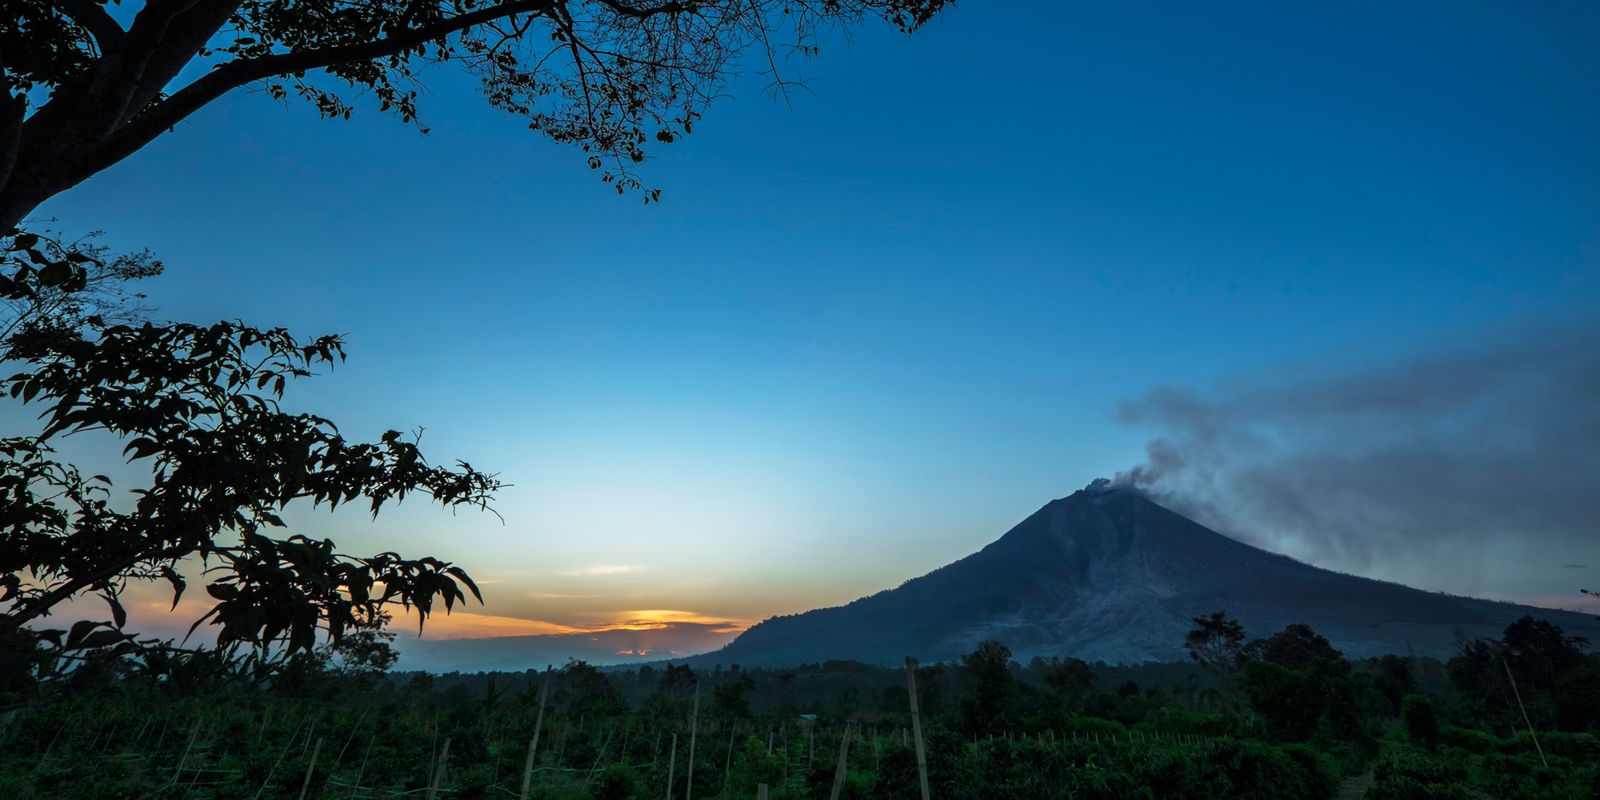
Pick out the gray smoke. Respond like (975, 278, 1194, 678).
(1113, 320, 1600, 598)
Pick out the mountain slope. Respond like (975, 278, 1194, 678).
(697, 488, 1600, 666)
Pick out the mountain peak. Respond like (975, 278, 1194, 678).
(694, 491, 1600, 667)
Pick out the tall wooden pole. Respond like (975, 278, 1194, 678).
(425, 737, 451, 800)
(828, 724, 853, 800)
(665, 733, 678, 800)
(905, 657, 931, 800)
(521, 665, 552, 800)
(721, 726, 737, 797)
(685, 682, 700, 800)
(1503, 659, 1549, 768)
(297, 737, 323, 800)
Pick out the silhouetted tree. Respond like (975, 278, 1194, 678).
(1253, 623, 1348, 677)
(657, 663, 697, 695)
(1, 231, 499, 685)
(958, 640, 1015, 734)
(713, 672, 756, 719)
(1369, 654, 1415, 715)
(1499, 615, 1585, 694)
(1184, 611, 1247, 712)
(1554, 659, 1600, 732)
(559, 658, 624, 717)
(1242, 661, 1320, 742)
(327, 611, 402, 687)
(0, 0, 949, 229)
(1039, 656, 1096, 703)
(1448, 616, 1588, 729)
(1243, 623, 1362, 743)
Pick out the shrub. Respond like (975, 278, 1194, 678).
(1402, 694, 1441, 751)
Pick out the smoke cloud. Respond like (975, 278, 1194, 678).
(1113, 320, 1600, 603)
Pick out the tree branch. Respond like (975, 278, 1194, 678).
(118, 0, 250, 126)
(85, 0, 562, 184)
(58, 0, 128, 52)
(0, 543, 190, 633)
(593, 0, 698, 18)
(0, 57, 24, 204)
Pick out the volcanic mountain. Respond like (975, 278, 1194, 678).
(697, 487, 1600, 666)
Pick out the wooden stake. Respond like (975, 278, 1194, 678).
(426, 737, 451, 800)
(828, 724, 853, 800)
(905, 657, 931, 800)
(665, 733, 678, 800)
(521, 666, 552, 800)
(721, 726, 736, 797)
(756, 784, 769, 800)
(252, 716, 305, 800)
(334, 707, 372, 769)
(169, 719, 201, 787)
(585, 725, 614, 785)
(297, 737, 323, 800)
(686, 683, 700, 800)
(1503, 658, 1549, 768)
(349, 726, 378, 800)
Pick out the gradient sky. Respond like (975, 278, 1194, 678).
(29, 1, 1600, 661)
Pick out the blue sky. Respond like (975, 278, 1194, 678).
(33, 1, 1600, 655)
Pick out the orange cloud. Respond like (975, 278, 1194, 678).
(397, 610, 591, 639)
(601, 609, 752, 633)
(412, 608, 754, 640)
(50, 579, 754, 649)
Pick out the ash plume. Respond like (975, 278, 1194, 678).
(1111, 320, 1600, 596)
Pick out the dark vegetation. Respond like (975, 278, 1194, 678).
(0, 0, 948, 230)
(1, 230, 500, 689)
(4, 4, 1596, 799)
(1, 0, 954, 734)
(1, 611, 1594, 798)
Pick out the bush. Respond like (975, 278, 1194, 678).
(1402, 694, 1441, 751)
(1368, 751, 1469, 800)
(1438, 724, 1498, 754)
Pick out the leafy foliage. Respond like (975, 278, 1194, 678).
(0, 0, 950, 229)
(1446, 614, 1593, 731)
(1402, 694, 1440, 751)
(1, 229, 499, 689)
(1185, 610, 1247, 711)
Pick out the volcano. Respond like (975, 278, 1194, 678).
(697, 487, 1600, 666)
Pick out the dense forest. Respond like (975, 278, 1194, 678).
(2, 612, 1595, 799)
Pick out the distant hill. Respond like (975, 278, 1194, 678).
(687, 487, 1600, 667)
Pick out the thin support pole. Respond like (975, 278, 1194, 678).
(426, 737, 451, 800)
(722, 726, 736, 797)
(1503, 659, 1549, 768)
(828, 724, 853, 800)
(686, 683, 700, 800)
(521, 666, 552, 800)
(905, 657, 931, 800)
(297, 737, 323, 800)
(665, 733, 678, 800)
